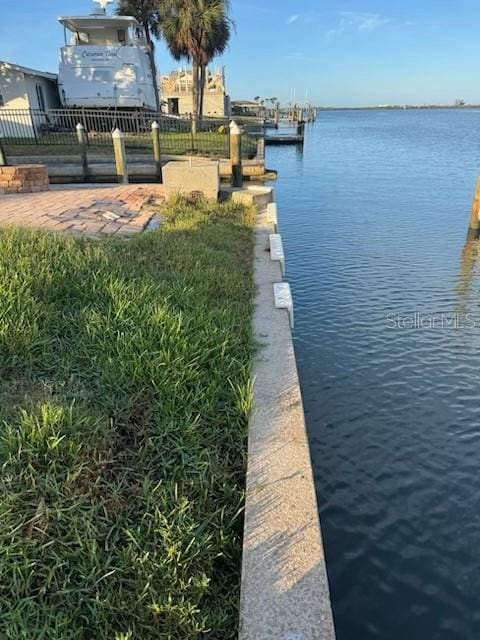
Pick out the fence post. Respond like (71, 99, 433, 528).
(29, 108, 38, 144)
(230, 120, 242, 188)
(112, 128, 129, 185)
(151, 121, 163, 183)
(76, 123, 89, 183)
(190, 113, 195, 153)
(0, 136, 7, 166)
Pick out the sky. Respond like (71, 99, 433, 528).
(2, 0, 480, 107)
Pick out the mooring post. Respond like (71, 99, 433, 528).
(468, 177, 480, 235)
(230, 120, 243, 188)
(112, 128, 129, 185)
(274, 107, 280, 127)
(297, 118, 305, 141)
(151, 121, 163, 183)
(76, 123, 89, 183)
(257, 136, 266, 163)
(0, 136, 7, 166)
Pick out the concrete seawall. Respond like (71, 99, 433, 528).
(8, 155, 275, 184)
(240, 196, 336, 639)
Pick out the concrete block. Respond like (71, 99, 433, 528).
(163, 160, 220, 201)
(267, 202, 278, 231)
(269, 233, 285, 276)
(273, 282, 294, 328)
(229, 185, 274, 208)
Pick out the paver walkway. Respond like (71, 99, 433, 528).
(0, 184, 165, 237)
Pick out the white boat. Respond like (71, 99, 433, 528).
(58, 0, 157, 110)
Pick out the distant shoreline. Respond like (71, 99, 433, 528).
(316, 105, 480, 111)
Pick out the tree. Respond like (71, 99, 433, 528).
(198, 6, 231, 123)
(160, 0, 232, 132)
(117, 0, 162, 111)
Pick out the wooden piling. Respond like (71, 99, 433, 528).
(256, 136, 266, 163)
(76, 123, 89, 183)
(274, 108, 280, 127)
(151, 121, 163, 183)
(112, 128, 129, 185)
(230, 121, 243, 188)
(469, 177, 480, 235)
(296, 119, 305, 141)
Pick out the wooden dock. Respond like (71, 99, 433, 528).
(265, 133, 304, 146)
(265, 118, 306, 146)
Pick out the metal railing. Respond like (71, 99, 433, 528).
(0, 108, 260, 159)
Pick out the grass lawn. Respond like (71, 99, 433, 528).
(0, 197, 255, 639)
(4, 132, 258, 160)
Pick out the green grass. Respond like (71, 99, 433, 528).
(0, 197, 256, 639)
(4, 132, 258, 160)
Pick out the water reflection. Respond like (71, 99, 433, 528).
(457, 235, 480, 308)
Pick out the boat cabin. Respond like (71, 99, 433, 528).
(58, 0, 157, 110)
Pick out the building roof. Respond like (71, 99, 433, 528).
(231, 100, 259, 107)
(0, 60, 57, 81)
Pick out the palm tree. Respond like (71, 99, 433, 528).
(161, 0, 231, 133)
(269, 97, 278, 117)
(198, 7, 231, 123)
(117, 0, 162, 111)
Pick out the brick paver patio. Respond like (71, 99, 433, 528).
(0, 184, 165, 237)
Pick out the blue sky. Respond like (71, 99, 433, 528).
(1, 0, 480, 106)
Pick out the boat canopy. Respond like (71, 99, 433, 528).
(58, 15, 139, 33)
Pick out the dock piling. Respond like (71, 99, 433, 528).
(112, 128, 129, 185)
(468, 177, 480, 238)
(274, 107, 280, 127)
(230, 121, 243, 188)
(151, 121, 163, 183)
(296, 119, 305, 142)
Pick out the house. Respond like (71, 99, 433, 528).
(0, 61, 59, 111)
(160, 67, 230, 117)
(0, 61, 60, 138)
(231, 100, 262, 116)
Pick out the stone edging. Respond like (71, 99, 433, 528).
(239, 191, 336, 640)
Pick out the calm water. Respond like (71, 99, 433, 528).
(267, 110, 480, 640)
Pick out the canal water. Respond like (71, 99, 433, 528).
(267, 109, 480, 640)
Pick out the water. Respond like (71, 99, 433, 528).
(266, 110, 480, 640)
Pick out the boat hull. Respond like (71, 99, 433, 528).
(58, 45, 157, 110)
